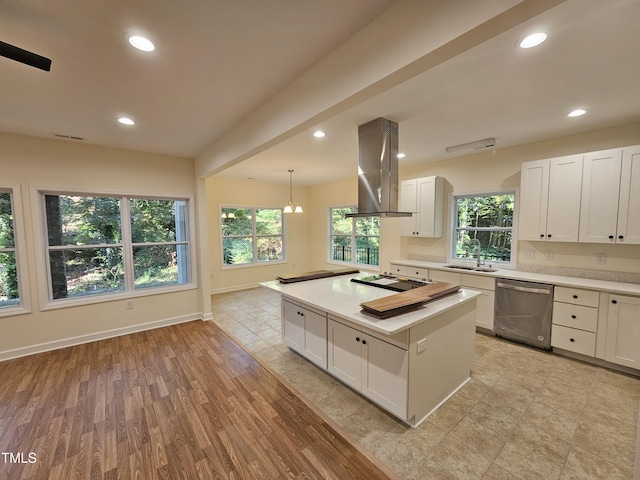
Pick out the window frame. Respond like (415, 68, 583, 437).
(449, 190, 517, 269)
(328, 206, 380, 268)
(220, 205, 285, 269)
(36, 188, 197, 309)
(0, 186, 30, 317)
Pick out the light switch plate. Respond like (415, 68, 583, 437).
(417, 338, 427, 353)
(595, 253, 606, 264)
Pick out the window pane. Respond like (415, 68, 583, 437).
(355, 237, 380, 266)
(49, 248, 125, 299)
(456, 195, 513, 228)
(0, 192, 14, 249)
(256, 209, 282, 235)
(331, 208, 353, 235)
(257, 236, 283, 262)
(221, 208, 252, 236)
(331, 236, 352, 262)
(133, 244, 189, 288)
(130, 199, 187, 243)
(454, 230, 512, 262)
(356, 216, 380, 236)
(45, 195, 121, 246)
(223, 237, 253, 265)
(0, 252, 19, 307)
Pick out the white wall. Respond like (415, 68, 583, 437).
(0, 133, 210, 360)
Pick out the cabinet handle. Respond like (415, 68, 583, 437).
(572, 295, 578, 299)
(609, 235, 614, 239)
(547, 234, 552, 238)
(540, 234, 544, 238)
(355, 337, 360, 342)
(619, 235, 624, 240)
(612, 299, 618, 304)
(570, 338, 575, 342)
(362, 339, 367, 345)
(571, 315, 576, 319)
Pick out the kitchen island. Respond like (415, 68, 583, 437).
(261, 274, 480, 427)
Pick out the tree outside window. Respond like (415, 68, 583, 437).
(330, 207, 380, 267)
(0, 191, 19, 308)
(453, 193, 514, 264)
(221, 207, 283, 266)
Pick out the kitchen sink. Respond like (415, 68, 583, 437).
(443, 264, 498, 273)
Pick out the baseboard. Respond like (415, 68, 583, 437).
(211, 283, 260, 295)
(0, 312, 208, 362)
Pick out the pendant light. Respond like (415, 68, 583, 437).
(283, 169, 303, 213)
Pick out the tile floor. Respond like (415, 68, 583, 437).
(211, 288, 640, 480)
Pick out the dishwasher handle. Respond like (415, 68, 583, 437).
(496, 282, 552, 295)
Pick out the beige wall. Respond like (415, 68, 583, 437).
(0, 133, 209, 359)
(206, 176, 314, 293)
(396, 122, 640, 274)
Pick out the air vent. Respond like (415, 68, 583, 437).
(53, 133, 85, 141)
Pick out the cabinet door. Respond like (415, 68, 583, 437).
(605, 295, 640, 369)
(362, 334, 408, 419)
(519, 159, 550, 241)
(400, 179, 418, 236)
(416, 177, 438, 237)
(617, 146, 640, 244)
(327, 320, 362, 390)
(579, 149, 623, 243)
(301, 307, 328, 369)
(467, 288, 495, 331)
(546, 154, 583, 242)
(282, 299, 304, 353)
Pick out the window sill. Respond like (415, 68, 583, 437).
(0, 305, 32, 318)
(221, 260, 286, 270)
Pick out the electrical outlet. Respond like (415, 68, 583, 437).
(417, 338, 427, 353)
(595, 253, 606, 265)
(522, 249, 535, 259)
(126, 300, 134, 310)
(544, 250, 554, 261)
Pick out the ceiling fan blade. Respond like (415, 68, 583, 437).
(0, 40, 51, 71)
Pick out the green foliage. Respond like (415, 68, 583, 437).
(221, 208, 283, 265)
(0, 193, 19, 304)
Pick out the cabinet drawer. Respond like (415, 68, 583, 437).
(552, 302, 598, 332)
(389, 264, 408, 276)
(551, 324, 596, 356)
(429, 270, 461, 285)
(554, 286, 599, 307)
(461, 273, 495, 291)
(403, 266, 429, 280)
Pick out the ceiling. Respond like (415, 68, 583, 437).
(218, 0, 640, 185)
(2, 0, 640, 187)
(0, 0, 395, 158)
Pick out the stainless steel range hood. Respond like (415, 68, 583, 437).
(346, 117, 412, 218)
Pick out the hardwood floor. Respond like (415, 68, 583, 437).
(0, 321, 394, 480)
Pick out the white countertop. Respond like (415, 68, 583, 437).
(390, 260, 640, 296)
(260, 274, 480, 336)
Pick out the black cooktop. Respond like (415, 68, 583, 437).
(351, 274, 432, 292)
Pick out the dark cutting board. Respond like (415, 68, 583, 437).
(276, 268, 359, 284)
(360, 282, 461, 319)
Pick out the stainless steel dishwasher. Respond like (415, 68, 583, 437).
(494, 278, 554, 349)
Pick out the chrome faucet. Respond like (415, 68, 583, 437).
(471, 238, 483, 267)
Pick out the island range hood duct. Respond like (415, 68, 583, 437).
(346, 117, 412, 218)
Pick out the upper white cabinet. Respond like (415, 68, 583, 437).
(580, 146, 640, 244)
(400, 176, 444, 237)
(519, 154, 583, 242)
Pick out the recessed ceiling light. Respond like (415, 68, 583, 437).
(519, 32, 547, 49)
(313, 130, 326, 138)
(567, 109, 586, 117)
(128, 35, 155, 52)
(397, 153, 406, 159)
(118, 117, 135, 126)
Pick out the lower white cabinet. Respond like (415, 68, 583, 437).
(328, 318, 408, 419)
(282, 299, 327, 369)
(460, 274, 495, 331)
(551, 287, 599, 357)
(605, 294, 640, 369)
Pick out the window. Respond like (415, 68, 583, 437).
(0, 191, 20, 309)
(221, 207, 283, 266)
(452, 193, 514, 265)
(44, 193, 191, 301)
(330, 207, 380, 267)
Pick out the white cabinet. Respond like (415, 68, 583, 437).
(400, 176, 444, 237)
(519, 155, 583, 242)
(282, 299, 327, 369)
(551, 287, 599, 357)
(605, 294, 640, 369)
(328, 318, 408, 419)
(461, 274, 495, 331)
(388, 263, 428, 280)
(579, 145, 640, 244)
